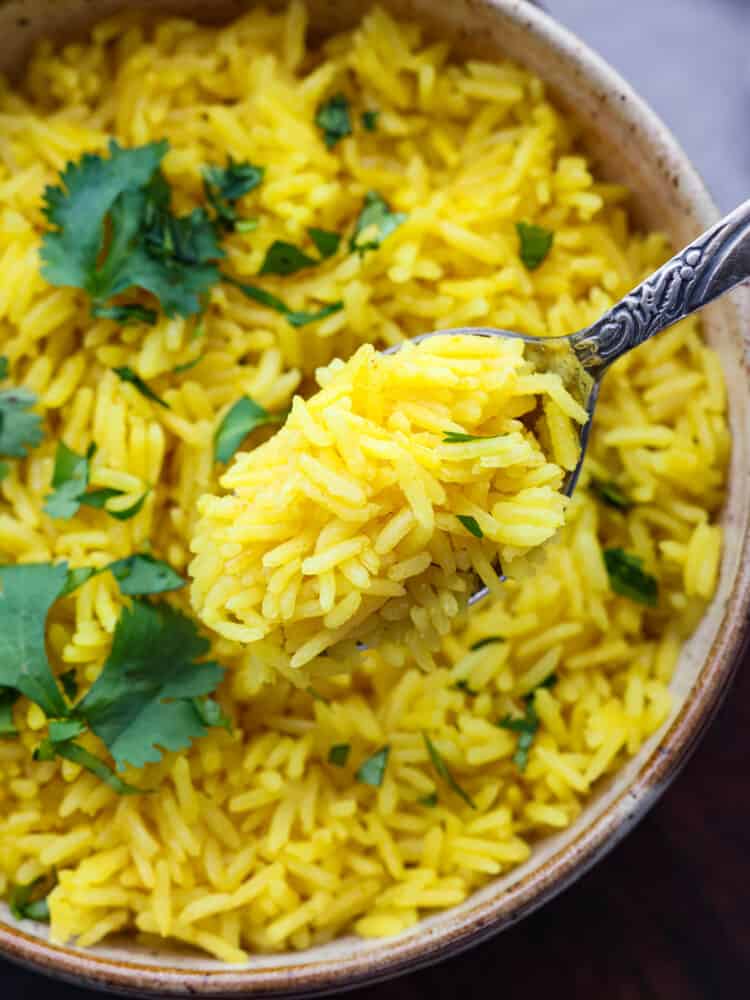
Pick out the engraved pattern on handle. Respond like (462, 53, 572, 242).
(571, 199, 750, 372)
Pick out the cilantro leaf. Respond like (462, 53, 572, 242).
(328, 744, 351, 767)
(516, 221, 554, 270)
(603, 548, 659, 606)
(107, 554, 185, 596)
(457, 514, 483, 539)
(307, 227, 341, 260)
(172, 354, 204, 375)
(361, 110, 379, 131)
(0, 357, 7, 380)
(0, 688, 18, 737)
(225, 274, 342, 328)
(0, 563, 68, 718)
(286, 301, 343, 327)
(113, 366, 169, 408)
(60, 670, 78, 703)
(470, 636, 505, 651)
(49, 718, 87, 743)
(443, 430, 499, 444)
(8, 874, 56, 923)
(315, 94, 352, 149)
(41, 140, 223, 322)
(423, 733, 476, 809)
(76, 599, 224, 770)
(44, 442, 96, 520)
(259, 241, 317, 277)
(497, 698, 539, 771)
(203, 158, 264, 232)
(84, 488, 150, 522)
(214, 396, 287, 464)
(0, 388, 43, 458)
(192, 697, 232, 732)
(34, 737, 143, 795)
(350, 191, 407, 256)
(0, 462, 9, 482)
(590, 478, 632, 511)
(355, 746, 390, 787)
(418, 791, 438, 807)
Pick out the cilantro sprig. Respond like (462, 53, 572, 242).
(516, 221, 554, 270)
(214, 396, 289, 464)
(604, 548, 659, 606)
(203, 158, 264, 232)
(423, 733, 476, 809)
(0, 358, 43, 460)
(44, 441, 149, 522)
(316, 94, 352, 149)
(350, 191, 407, 256)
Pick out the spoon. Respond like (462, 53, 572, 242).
(389, 197, 750, 606)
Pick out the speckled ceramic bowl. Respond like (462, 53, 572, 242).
(0, 0, 748, 995)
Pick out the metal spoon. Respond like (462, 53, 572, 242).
(390, 197, 750, 605)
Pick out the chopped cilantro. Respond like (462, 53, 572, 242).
(355, 746, 390, 787)
(48, 718, 87, 743)
(9, 875, 55, 923)
(0, 387, 43, 458)
(418, 791, 438, 807)
(443, 430, 499, 444)
(76, 599, 224, 771)
(235, 219, 259, 234)
(0, 462, 9, 482)
(470, 636, 505, 651)
(172, 354, 204, 375)
(107, 554, 185, 596)
(361, 110, 379, 131)
(516, 221, 554, 270)
(307, 227, 341, 259)
(423, 733, 476, 809)
(34, 737, 143, 795)
(113, 366, 169, 408)
(203, 158, 264, 232)
(457, 514, 483, 539)
(100, 490, 150, 522)
(41, 140, 223, 322)
(590, 478, 632, 511)
(498, 698, 539, 771)
(224, 274, 343, 329)
(328, 744, 351, 767)
(0, 688, 18, 737)
(44, 442, 96, 520)
(315, 93, 352, 149)
(193, 697, 232, 732)
(259, 241, 317, 277)
(350, 191, 407, 256)
(604, 548, 659, 607)
(0, 357, 7, 380)
(60, 566, 98, 598)
(214, 396, 287, 464)
(0, 563, 69, 718)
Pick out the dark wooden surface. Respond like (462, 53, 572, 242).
(3, 0, 749, 997)
(3, 648, 747, 999)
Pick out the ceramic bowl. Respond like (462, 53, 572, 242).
(1, 0, 748, 995)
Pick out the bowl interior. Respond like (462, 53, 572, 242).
(0, 0, 748, 994)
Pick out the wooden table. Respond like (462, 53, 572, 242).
(3, 652, 748, 999)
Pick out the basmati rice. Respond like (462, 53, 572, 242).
(0, 3, 728, 963)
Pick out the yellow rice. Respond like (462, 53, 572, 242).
(191, 334, 584, 675)
(0, 4, 728, 962)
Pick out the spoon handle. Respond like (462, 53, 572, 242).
(570, 198, 750, 372)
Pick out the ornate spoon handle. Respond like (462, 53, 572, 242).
(570, 198, 750, 372)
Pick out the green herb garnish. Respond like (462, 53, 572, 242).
(307, 227, 341, 259)
(34, 737, 142, 795)
(113, 366, 169, 408)
(355, 745, 390, 787)
(0, 688, 18, 737)
(469, 636, 505, 651)
(603, 548, 659, 607)
(442, 430, 499, 444)
(328, 744, 351, 767)
(8, 874, 56, 923)
(107, 554, 185, 596)
(423, 733, 476, 809)
(192, 697, 232, 732)
(60, 670, 78, 703)
(214, 395, 287, 464)
(516, 221, 554, 270)
(457, 515, 483, 539)
(498, 698, 539, 771)
(316, 94, 352, 149)
(44, 442, 96, 520)
(225, 275, 343, 329)
(203, 158, 264, 232)
(418, 791, 438, 807)
(361, 110, 379, 132)
(259, 241, 317, 277)
(172, 355, 204, 375)
(350, 191, 407, 256)
(590, 478, 632, 511)
(0, 387, 43, 458)
(41, 140, 223, 323)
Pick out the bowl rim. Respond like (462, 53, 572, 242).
(1, 0, 749, 995)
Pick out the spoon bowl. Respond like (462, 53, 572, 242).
(389, 197, 750, 604)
